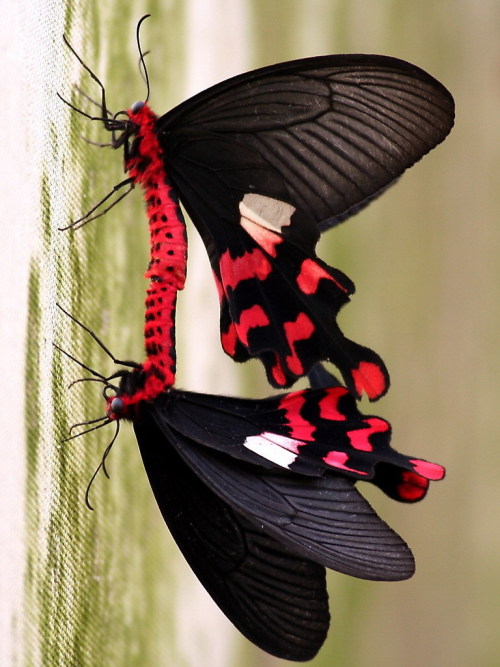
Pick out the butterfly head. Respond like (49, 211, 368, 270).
(104, 367, 147, 421)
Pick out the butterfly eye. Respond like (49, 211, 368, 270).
(130, 100, 145, 114)
(109, 397, 124, 415)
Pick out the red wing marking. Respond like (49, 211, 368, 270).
(396, 471, 429, 502)
(283, 313, 315, 376)
(347, 417, 389, 452)
(322, 450, 369, 475)
(270, 358, 287, 387)
(318, 389, 348, 422)
(297, 258, 349, 295)
(234, 305, 270, 346)
(221, 322, 239, 356)
(240, 217, 284, 258)
(219, 248, 272, 290)
(409, 459, 446, 481)
(351, 361, 388, 401)
(279, 393, 316, 440)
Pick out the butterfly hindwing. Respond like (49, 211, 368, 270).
(213, 194, 389, 396)
(138, 398, 416, 582)
(149, 387, 445, 502)
(133, 416, 329, 661)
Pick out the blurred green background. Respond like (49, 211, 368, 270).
(25, 0, 500, 665)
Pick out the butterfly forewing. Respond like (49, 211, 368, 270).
(133, 417, 329, 661)
(154, 55, 453, 390)
(157, 55, 454, 231)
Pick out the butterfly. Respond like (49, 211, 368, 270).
(61, 327, 443, 661)
(100, 363, 444, 660)
(62, 17, 454, 399)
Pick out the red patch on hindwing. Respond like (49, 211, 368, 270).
(270, 358, 288, 387)
(396, 471, 430, 502)
(279, 392, 316, 440)
(219, 248, 272, 290)
(221, 322, 239, 356)
(410, 459, 445, 481)
(297, 258, 350, 295)
(322, 451, 370, 475)
(347, 417, 390, 452)
(235, 305, 270, 346)
(283, 313, 315, 377)
(268, 314, 318, 387)
(240, 217, 283, 257)
(351, 361, 388, 401)
(318, 388, 348, 422)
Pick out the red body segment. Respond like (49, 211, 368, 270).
(122, 103, 188, 403)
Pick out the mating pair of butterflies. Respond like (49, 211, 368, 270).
(67, 20, 453, 662)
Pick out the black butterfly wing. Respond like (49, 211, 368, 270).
(157, 54, 454, 233)
(138, 398, 416, 582)
(133, 416, 329, 661)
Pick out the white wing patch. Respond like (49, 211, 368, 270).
(239, 193, 295, 234)
(243, 432, 303, 469)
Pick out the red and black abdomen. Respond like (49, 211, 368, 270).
(123, 103, 188, 403)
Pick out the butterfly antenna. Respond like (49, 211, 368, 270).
(84, 420, 120, 510)
(63, 34, 111, 122)
(136, 14, 151, 103)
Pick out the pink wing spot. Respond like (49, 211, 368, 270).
(351, 361, 387, 400)
(297, 258, 349, 294)
(323, 450, 369, 475)
(221, 323, 238, 355)
(240, 217, 283, 257)
(409, 459, 446, 481)
(318, 388, 349, 422)
(397, 471, 429, 502)
(347, 417, 389, 452)
(235, 304, 270, 346)
(219, 248, 272, 290)
(280, 392, 316, 440)
(284, 313, 315, 375)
